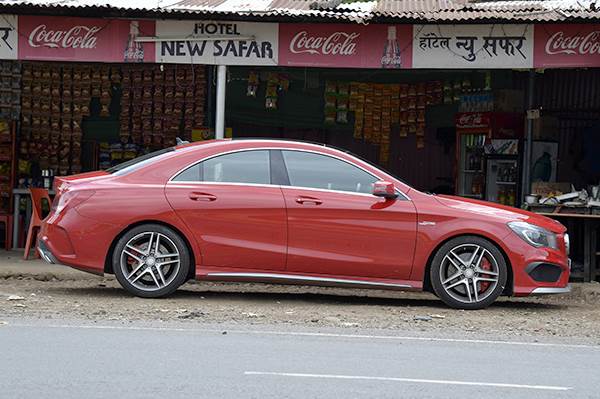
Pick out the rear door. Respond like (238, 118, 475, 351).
(279, 150, 417, 280)
(165, 150, 287, 271)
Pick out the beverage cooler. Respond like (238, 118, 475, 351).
(484, 140, 521, 207)
(455, 112, 523, 206)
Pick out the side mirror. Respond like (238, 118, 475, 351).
(372, 181, 398, 200)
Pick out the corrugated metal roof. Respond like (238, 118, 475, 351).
(0, 0, 598, 22)
(371, 0, 600, 21)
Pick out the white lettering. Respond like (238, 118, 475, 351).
(28, 24, 100, 49)
(545, 31, 600, 55)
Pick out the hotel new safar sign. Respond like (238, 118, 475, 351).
(155, 21, 278, 65)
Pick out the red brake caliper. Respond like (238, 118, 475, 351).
(479, 257, 492, 292)
(127, 245, 143, 266)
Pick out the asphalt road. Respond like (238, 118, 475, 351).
(0, 320, 598, 399)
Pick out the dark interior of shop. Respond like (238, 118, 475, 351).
(224, 67, 600, 196)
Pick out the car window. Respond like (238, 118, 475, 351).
(107, 147, 175, 175)
(282, 150, 377, 194)
(174, 150, 270, 184)
(172, 163, 200, 182)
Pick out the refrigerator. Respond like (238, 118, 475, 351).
(484, 139, 521, 207)
(456, 131, 487, 200)
(455, 112, 523, 204)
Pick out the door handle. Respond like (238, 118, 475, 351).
(295, 196, 322, 205)
(189, 192, 217, 202)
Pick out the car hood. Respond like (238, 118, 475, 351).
(434, 195, 566, 234)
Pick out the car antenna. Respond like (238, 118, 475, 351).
(176, 137, 190, 145)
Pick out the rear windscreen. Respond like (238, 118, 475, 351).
(106, 147, 175, 175)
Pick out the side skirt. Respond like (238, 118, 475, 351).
(202, 272, 416, 291)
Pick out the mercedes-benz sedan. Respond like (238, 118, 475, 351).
(38, 139, 570, 309)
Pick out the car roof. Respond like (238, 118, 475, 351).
(175, 138, 329, 151)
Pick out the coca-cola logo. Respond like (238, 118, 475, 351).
(457, 113, 487, 128)
(28, 24, 100, 49)
(289, 30, 359, 56)
(545, 31, 600, 55)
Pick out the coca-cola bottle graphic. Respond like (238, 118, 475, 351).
(381, 26, 401, 68)
(124, 21, 144, 63)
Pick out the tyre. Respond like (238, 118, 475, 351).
(430, 236, 507, 310)
(112, 224, 190, 298)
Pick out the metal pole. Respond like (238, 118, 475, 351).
(522, 69, 535, 202)
(215, 65, 227, 139)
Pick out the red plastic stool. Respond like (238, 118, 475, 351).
(23, 188, 52, 260)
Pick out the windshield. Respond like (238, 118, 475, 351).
(106, 147, 175, 175)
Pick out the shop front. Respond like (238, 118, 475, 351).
(221, 22, 600, 281)
(0, 11, 599, 281)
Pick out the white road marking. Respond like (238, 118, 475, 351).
(4, 322, 599, 350)
(244, 371, 572, 391)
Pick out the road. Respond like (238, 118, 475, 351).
(0, 319, 597, 399)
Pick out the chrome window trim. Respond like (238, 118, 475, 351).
(167, 182, 379, 199)
(167, 146, 410, 201)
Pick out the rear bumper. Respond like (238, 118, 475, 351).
(37, 239, 58, 265)
(39, 208, 120, 275)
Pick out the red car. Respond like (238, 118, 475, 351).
(38, 139, 570, 309)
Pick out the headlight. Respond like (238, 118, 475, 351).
(564, 233, 570, 255)
(508, 221, 558, 249)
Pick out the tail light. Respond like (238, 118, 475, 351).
(51, 190, 95, 216)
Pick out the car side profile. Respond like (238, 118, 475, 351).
(38, 139, 570, 309)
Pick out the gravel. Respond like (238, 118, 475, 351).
(1, 274, 600, 344)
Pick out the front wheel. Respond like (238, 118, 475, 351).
(430, 236, 507, 310)
(113, 224, 190, 298)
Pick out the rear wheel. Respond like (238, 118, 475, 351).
(112, 224, 190, 298)
(430, 236, 507, 310)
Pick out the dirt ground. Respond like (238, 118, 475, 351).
(1, 266, 600, 344)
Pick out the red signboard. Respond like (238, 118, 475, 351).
(534, 24, 600, 67)
(279, 23, 413, 69)
(18, 16, 155, 63)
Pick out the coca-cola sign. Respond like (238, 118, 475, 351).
(19, 16, 155, 63)
(544, 31, 600, 55)
(280, 24, 412, 68)
(534, 24, 600, 67)
(28, 24, 100, 49)
(289, 31, 359, 55)
(456, 113, 491, 129)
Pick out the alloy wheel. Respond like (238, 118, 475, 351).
(120, 231, 181, 292)
(439, 243, 500, 304)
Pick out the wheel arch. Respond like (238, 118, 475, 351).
(104, 219, 197, 281)
(421, 233, 513, 296)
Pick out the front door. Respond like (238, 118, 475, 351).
(280, 150, 417, 279)
(165, 150, 287, 271)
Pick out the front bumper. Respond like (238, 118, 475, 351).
(531, 285, 571, 295)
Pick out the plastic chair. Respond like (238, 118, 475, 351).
(0, 214, 12, 250)
(23, 188, 52, 260)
